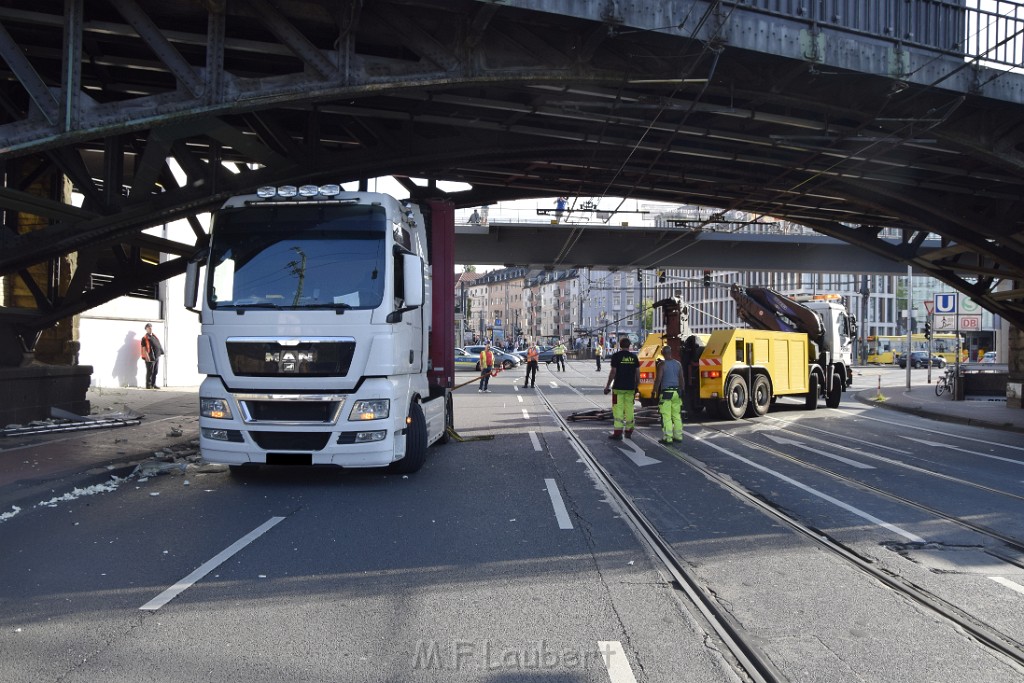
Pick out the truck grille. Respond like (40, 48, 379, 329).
(237, 395, 345, 424)
(250, 431, 331, 451)
(226, 339, 355, 377)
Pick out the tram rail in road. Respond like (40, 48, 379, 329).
(538, 378, 1024, 675)
(536, 389, 788, 683)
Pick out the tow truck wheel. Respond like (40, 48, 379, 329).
(389, 402, 428, 474)
(724, 375, 748, 420)
(825, 372, 843, 408)
(750, 375, 771, 417)
(805, 373, 820, 410)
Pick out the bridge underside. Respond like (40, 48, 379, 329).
(1, 0, 1023, 338)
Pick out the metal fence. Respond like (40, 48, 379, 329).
(730, 0, 1024, 70)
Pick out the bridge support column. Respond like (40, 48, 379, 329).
(0, 160, 92, 422)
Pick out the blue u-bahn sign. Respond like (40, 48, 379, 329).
(934, 293, 957, 315)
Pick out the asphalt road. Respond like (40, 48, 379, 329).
(2, 364, 1023, 682)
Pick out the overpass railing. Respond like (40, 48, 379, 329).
(731, 0, 1024, 71)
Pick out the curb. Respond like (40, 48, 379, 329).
(854, 390, 1024, 435)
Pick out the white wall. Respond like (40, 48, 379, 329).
(78, 217, 205, 389)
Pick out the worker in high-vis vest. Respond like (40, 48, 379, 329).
(603, 337, 639, 440)
(478, 342, 495, 392)
(524, 342, 539, 388)
(652, 344, 685, 444)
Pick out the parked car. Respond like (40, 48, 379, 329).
(897, 351, 946, 369)
(980, 351, 997, 364)
(536, 346, 559, 363)
(454, 348, 481, 371)
(515, 345, 557, 363)
(462, 345, 521, 370)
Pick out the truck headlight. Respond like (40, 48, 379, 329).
(349, 399, 389, 421)
(200, 397, 233, 420)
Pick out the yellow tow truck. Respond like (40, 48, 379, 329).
(697, 287, 856, 419)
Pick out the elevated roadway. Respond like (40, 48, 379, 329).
(456, 220, 935, 274)
(0, 0, 1022, 341)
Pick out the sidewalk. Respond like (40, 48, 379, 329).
(0, 387, 201, 513)
(854, 374, 1024, 435)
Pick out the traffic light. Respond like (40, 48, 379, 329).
(658, 269, 666, 283)
(924, 322, 931, 339)
(703, 270, 712, 288)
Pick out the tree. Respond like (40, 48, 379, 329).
(642, 299, 654, 333)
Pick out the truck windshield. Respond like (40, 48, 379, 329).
(207, 203, 388, 310)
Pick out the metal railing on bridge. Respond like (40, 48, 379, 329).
(734, 0, 1024, 72)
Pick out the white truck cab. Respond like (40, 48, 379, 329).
(186, 187, 453, 473)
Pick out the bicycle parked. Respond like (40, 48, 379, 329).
(935, 367, 956, 397)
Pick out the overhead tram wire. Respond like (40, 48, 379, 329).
(564, 3, 1019, 279)
(621, 13, 1022, 274)
(549, 1, 731, 267)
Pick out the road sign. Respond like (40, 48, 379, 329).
(959, 295, 981, 314)
(923, 300, 933, 314)
(958, 314, 982, 330)
(934, 293, 957, 314)
(934, 314, 956, 330)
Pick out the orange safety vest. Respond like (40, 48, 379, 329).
(479, 349, 494, 367)
(527, 347, 539, 362)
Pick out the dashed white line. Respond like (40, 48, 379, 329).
(544, 478, 573, 529)
(990, 576, 1024, 596)
(598, 641, 638, 683)
(140, 516, 285, 611)
(529, 431, 542, 452)
(517, 395, 523, 403)
(699, 437, 926, 543)
(522, 408, 530, 419)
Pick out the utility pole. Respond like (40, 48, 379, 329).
(637, 268, 644, 341)
(859, 275, 870, 365)
(906, 264, 913, 391)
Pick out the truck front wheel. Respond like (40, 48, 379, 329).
(723, 375, 748, 420)
(389, 402, 428, 474)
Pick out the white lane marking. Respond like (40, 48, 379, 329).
(849, 411, 1024, 452)
(544, 478, 573, 529)
(990, 576, 1024, 596)
(598, 641, 638, 683)
(529, 431, 542, 452)
(140, 516, 285, 611)
(517, 395, 523, 403)
(549, 381, 558, 388)
(764, 434, 875, 469)
(762, 414, 912, 454)
(618, 439, 660, 467)
(898, 436, 1024, 466)
(522, 409, 530, 420)
(698, 437, 926, 543)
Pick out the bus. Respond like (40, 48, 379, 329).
(866, 334, 965, 365)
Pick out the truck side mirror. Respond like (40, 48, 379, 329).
(184, 249, 207, 313)
(402, 253, 424, 308)
(386, 253, 424, 323)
